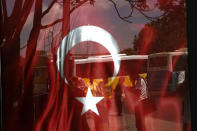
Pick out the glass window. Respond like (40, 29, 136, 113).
(149, 56, 168, 68)
(172, 55, 188, 71)
(1, 0, 190, 131)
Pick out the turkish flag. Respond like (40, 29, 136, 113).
(32, 0, 154, 130)
(34, 1, 142, 130)
(0, 0, 187, 131)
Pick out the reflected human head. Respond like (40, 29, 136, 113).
(69, 76, 86, 91)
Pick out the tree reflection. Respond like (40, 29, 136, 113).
(0, 0, 93, 130)
(108, 0, 164, 23)
(0, 0, 188, 130)
(133, 0, 187, 54)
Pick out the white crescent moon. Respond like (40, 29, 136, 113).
(56, 25, 120, 84)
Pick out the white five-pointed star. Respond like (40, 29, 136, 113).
(75, 87, 104, 116)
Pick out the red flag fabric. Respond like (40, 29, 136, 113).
(1, 0, 190, 131)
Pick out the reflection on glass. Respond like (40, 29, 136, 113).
(1, 0, 189, 131)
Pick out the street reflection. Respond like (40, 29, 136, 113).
(1, 0, 189, 131)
